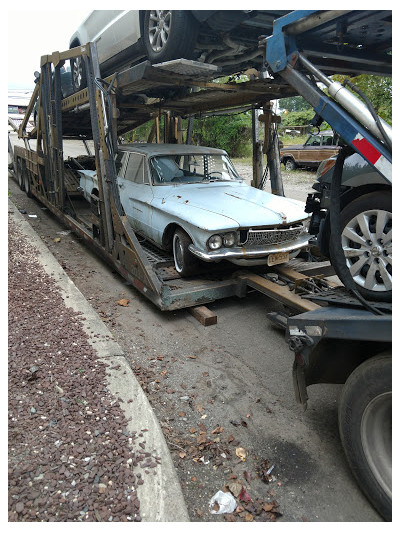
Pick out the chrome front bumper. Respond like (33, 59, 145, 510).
(189, 234, 310, 262)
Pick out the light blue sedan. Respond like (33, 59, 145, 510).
(78, 144, 310, 276)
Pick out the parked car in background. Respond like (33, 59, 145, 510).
(69, 10, 289, 92)
(77, 143, 310, 276)
(8, 90, 34, 132)
(306, 152, 391, 302)
(280, 130, 340, 171)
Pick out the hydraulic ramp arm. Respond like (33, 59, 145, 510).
(261, 10, 392, 184)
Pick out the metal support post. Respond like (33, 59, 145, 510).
(264, 103, 284, 196)
(251, 107, 263, 188)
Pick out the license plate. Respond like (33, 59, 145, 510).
(267, 251, 290, 266)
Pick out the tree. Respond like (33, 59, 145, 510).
(279, 96, 310, 113)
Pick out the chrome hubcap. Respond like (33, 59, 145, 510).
(361, 392, 392, 499)
(148, 10, 171, 52)
(73, 57, 83, 88)
(342, 209, 392, 292)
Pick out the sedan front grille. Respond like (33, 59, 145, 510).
(240, 225, 304, 246)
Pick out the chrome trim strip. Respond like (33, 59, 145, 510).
(189, 235, 310, 262)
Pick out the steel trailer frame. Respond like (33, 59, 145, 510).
(12, 41, 320, 312)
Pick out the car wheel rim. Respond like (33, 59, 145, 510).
(361, 392, 392, 499)
(173, 235, 184, 273)
(73, 57, 83, 89)
(148, 10, 171, 53)
(341, 208, 392, 292)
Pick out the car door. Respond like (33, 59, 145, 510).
(321, 132, 340, 159)
(117, 152, 155, 241)
(302, 134, 321, 165)
(82, 11, 139, 64)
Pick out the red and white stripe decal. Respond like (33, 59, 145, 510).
(352, 134, 392, 182)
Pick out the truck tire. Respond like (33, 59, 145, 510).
(22, 167, 33, 198)
(172, 228, 199, 277)
(329, 191, 392, 302)
(338, 353, 392, 521)
(284, 158, 297, 171)
(143, 11, 198, 64)
(16, 158, 24, 190)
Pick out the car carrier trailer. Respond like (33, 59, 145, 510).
(11, 9, 391, 521)
(11, 39, 314, 312)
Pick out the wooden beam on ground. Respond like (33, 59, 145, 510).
(189, 306, 217, 326)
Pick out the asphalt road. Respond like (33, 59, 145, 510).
(7, 134, 382, 522)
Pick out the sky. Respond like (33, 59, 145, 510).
(8, 9, 90, 90)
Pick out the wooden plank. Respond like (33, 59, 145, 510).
(189, 306, 217, 327)
(274, 264, 340, 287)
(239, 273, 320, 312)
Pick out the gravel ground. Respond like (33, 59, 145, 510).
(8, 216, 150, 522)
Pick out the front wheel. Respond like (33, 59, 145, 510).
(172, 229, 199, 277)
(284, 158, 297, 171)
(143, 11, 198, 64)
(338, 353, 392, 521)
(329, 191, 392, 302)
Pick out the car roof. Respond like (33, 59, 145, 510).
(118, 143, 227, 157)
(311, 130, 334, 136)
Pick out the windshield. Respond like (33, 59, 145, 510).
(150, 154, 242, 185)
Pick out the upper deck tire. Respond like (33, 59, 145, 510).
(143, 11, 198, 64)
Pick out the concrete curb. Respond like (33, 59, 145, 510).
(9, 200, 189, 522)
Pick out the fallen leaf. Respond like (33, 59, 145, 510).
(262, 503, 274, 512)
(197, 434, 207, 445)
(117, 299, 130, 307)
(201, 414, 207, 419)
(244, 471, 251, 484)
(245, 512, 254, 522)
(227, 480, 243, 497)
(178, 412, 185, 417)
(211, 426, 224, 434)
(238, 486, 252, 503)
(188, 355, 197, 359)
(236, 447, 247, 461)
(197, 404, 203, 413)
(189, 427, 197, 434)
(179, 452, 186, 459)
(53, 237, 61, 243)
(227, 435, 234, 443)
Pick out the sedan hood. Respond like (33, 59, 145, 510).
(157, 182, 307, 229)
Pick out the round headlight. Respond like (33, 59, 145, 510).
(223, 232, 236, 247)
(208, 234, 223, 250)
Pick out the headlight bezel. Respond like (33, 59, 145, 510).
(223, 232, 236, 247)
(207, 234, 223, 250)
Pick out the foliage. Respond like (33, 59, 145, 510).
(331, 74, 392, 124)
(192, 113, 252, 157)
(279, 96, 310, 113)
(279, 109, 315, 127)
